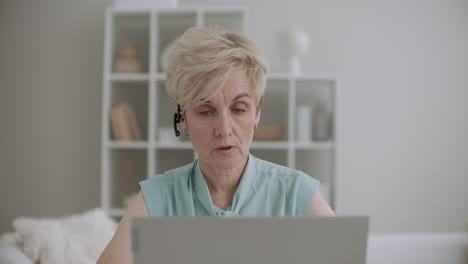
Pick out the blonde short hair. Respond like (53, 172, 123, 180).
(165, 26, 268, 111)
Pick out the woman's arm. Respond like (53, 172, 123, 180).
(308, 191, 335, 217)
(97, 191, 149, 264)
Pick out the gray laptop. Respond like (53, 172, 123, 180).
(132, 216, 369, 264)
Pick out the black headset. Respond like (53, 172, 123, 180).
(173, 104, 182, 137)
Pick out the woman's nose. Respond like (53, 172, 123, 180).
(214, 113, 233, 138)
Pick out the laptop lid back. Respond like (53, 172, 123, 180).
(132, 216, 369, 264)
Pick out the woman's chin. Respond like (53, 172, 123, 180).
(205, 152, 248, 170)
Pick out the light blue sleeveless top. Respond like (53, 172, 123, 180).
(139, 154, 319, 217)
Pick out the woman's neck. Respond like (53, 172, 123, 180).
(199, 155, 249, 209)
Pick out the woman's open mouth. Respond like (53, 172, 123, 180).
(219, 146, 232, 150)
(216, 145, 235, 154)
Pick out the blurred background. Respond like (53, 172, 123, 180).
(1, 0, 467, 234)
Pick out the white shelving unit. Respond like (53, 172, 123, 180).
(101, 6, 339, 217)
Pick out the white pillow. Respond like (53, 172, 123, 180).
(0, 246, 33, 264)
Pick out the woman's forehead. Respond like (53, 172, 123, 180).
(195, 75, 254, 104)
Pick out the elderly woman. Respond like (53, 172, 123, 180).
(98, 26, 334, 264)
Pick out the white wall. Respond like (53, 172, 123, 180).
(1, 0, 467, 233)
(0, 0, 112, 234)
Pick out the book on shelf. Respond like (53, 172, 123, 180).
(110, 102, 142, 141)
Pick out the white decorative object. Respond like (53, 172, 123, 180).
(160, 39, 177, 73)
(283, 27, 310, 75)
(313, 102, 332, 141)
(114, 0, 178, 9)
(296, 104, 312, 142)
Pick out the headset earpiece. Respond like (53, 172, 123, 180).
(173, 104, 182, 137)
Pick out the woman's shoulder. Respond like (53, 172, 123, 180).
(250, 155, 320, 216)
(252, 155, 302, 178)
(139, 161, 196, 216)
(251, 154, 319, 186)
(140, 162, 194, 186)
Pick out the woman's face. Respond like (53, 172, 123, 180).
(181, 72, 261, 170)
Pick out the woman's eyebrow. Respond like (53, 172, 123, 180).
(232, 93, 252, 102)
(195, 98, 211, 104)
(197, 93, 252, 104)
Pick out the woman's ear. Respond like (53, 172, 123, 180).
(180, 112, 187, 130)
(255, 105, 262, 126)
(255, 97, 263, 124)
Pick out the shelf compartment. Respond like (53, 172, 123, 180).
(156, 142, 193, 149)
(155, 149, 194, 175)
(155, 79, 173, 129)
(295, 149, 334, 204)
(110, 73, 149, 81)
(156, 11, 197, 73)
(295, 79, 335, 142)
(112, 12, 150, 73)
(294, 141, 334, 150)
(109, 81, 149, 141)
(251, 141, 289, 149)
(259, 79, 289, 141)
(154, 73, 166, 80)
(107, 141, 149, 149)
(155, 80, 191, 143)
(296, 149, 335, 207)
(109, 149, 147, 209)
(202, 10, 245, 32)
(154, 80, 174, 139)
(250, 149, 288, 167)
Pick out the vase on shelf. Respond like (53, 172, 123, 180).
(113, 44, 143, 73)
(280, 26, 310, 75)
(296, 104, 312, 142)
(313, 102, 332, 141)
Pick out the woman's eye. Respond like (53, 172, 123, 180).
(199, 111, 213, 116)
(233, 108, 246, 113)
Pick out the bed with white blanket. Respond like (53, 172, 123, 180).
(0, 208, 116, 264)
